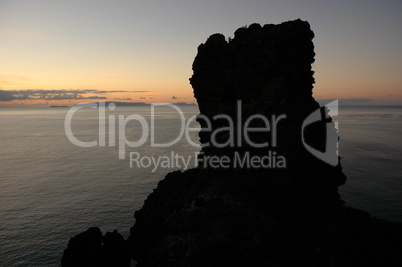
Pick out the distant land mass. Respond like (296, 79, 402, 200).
(106, 101, 197, 107)
(49, 102, 197, 108)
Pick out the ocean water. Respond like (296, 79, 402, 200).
(0, 105, 401, 266)
(337, 106, 402, 221)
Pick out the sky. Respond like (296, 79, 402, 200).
(0, 0, 401, 107)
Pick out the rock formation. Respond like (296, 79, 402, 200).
(61, 228, 130, 267)
(189, 19, 346, 201)
(62, 20, 402, 266)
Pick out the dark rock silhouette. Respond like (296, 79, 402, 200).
(61, 228, 130, 267)
(62, 20, 402, 266)
(189, 19, 346, 201)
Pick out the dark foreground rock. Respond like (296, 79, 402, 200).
(128, 169, 402, 266)
(61, 228, 130, 267)
(62, 20, 402, 266)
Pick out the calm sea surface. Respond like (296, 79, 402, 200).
(0, 105, 401, 266)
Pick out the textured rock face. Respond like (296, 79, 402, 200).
(190, 20, 318, 158)
(189, 20, 346, 203)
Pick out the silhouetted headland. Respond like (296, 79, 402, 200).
(61, 19, 402, 267)
(105, 102, 197, 107)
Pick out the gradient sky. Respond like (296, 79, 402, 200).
(0, 0, 401, 107)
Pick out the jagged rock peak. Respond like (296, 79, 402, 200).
(189, 19, 345, 191)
